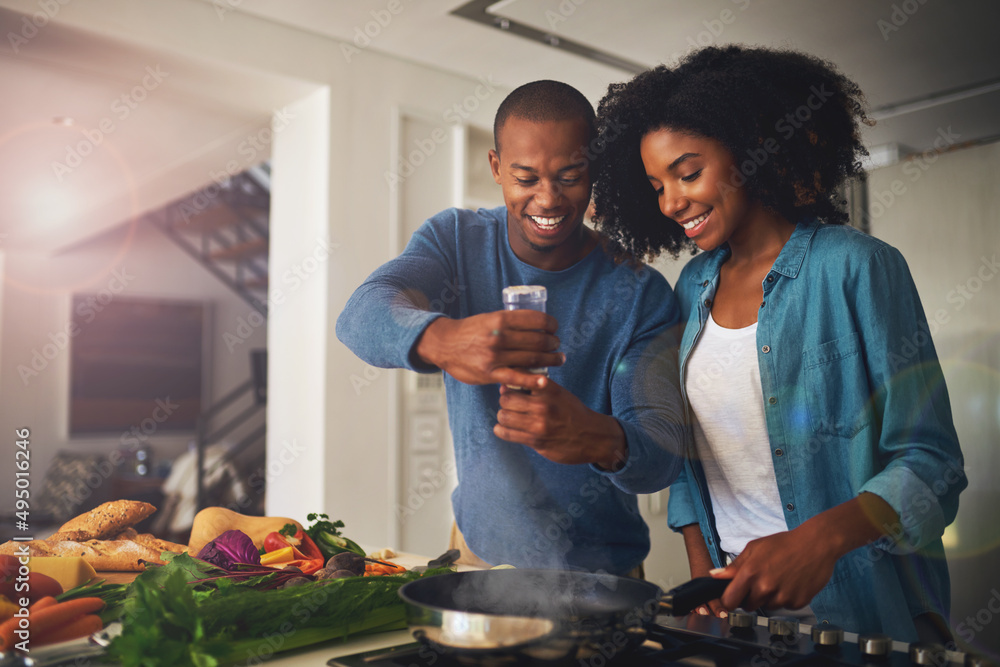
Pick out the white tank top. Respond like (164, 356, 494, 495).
(686, 312, 817, 623)
(685, 312, 788, 556)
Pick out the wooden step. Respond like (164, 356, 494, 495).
(176, 204, 241, 233)
(242, 276, 269, 291)
(210, 237, 268, 262)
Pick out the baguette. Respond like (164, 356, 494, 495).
(0, 540, 55, 557)
(0, 538, 174, 571)
(45, 530, 93, 542)
(108, 527, 139, 540)
(132, 533, 188, 555)
(55, 500, 156, 541)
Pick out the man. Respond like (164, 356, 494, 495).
(336, 80, 685, 575)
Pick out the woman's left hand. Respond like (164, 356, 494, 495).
(709, 522, 839, 612)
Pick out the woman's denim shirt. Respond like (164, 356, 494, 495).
(666, 220, 965, 640)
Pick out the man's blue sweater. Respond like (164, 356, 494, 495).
(336, 206, 686, 574)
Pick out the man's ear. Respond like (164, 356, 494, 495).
(488, 149, 502, 185)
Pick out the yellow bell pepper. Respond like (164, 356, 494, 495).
(259, 546, 295, 566)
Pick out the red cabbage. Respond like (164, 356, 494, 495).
(197, 529, 261, 570)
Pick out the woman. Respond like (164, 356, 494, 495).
(592, 45, 964, 642)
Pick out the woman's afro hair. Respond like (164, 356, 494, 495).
(591, 45, 873, 262)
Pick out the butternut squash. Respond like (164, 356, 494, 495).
(187, 507, 303, 554)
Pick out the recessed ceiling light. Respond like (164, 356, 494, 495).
(52, 116, 74, 126)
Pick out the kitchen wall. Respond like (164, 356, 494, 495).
(0, 219, 267, 521)
(867, 139, 1000, 653)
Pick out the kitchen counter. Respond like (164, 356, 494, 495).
(92, 551, 481, 666)
(260, 627, 413, 666)
(226, 551, 482, 666)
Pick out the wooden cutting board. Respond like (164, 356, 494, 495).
(97, 571, 139, 585)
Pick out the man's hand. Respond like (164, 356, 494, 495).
(415, 310, 564, 388)
(494, 377, 627, 469)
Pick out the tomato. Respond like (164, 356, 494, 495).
(0, 555, 18, 580)
(26, 572, 62, 602)
(0, 568, 61, 603)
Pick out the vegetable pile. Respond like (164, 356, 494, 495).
(105, 553, 447, 666)
(1, 513, 452, 666)
(98, 514, 450, 666)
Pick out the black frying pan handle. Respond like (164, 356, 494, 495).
(661, 577, 731, 616)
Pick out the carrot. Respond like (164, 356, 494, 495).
(365, 560, 404, 576)
(0, 614, 21, 651)
(29, 596, 58, 613)
(25, 598, 104, 637)
(35, 614, 102, 646)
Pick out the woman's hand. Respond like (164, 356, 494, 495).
(710, 493, 899, 612)
(710, 524, 838, 612)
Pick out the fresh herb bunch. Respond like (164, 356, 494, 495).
(283, 513, 365, 560)
(106, 553, 450, 666)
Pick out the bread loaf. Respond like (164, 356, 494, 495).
(55, 500, 156, 541)
(0, 500, 186, 571)
(0, 537, 183, 571)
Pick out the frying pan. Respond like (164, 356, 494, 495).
(398, 569, 730, 663)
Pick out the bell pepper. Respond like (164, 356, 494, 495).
(259, 546, 296, 566)
(296, 532, 325, 563)
(263, 531, 294, 553)
(261, 530, 324, 575)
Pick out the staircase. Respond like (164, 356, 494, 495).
(147, 163, 271, 316)
(145, 163, 271, 514)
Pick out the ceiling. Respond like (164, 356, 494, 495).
(1, 0, 998, 253)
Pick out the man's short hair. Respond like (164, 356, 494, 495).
(493, 80, 596, 153)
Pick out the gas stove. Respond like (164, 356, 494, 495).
(326, 612, 996, 667)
